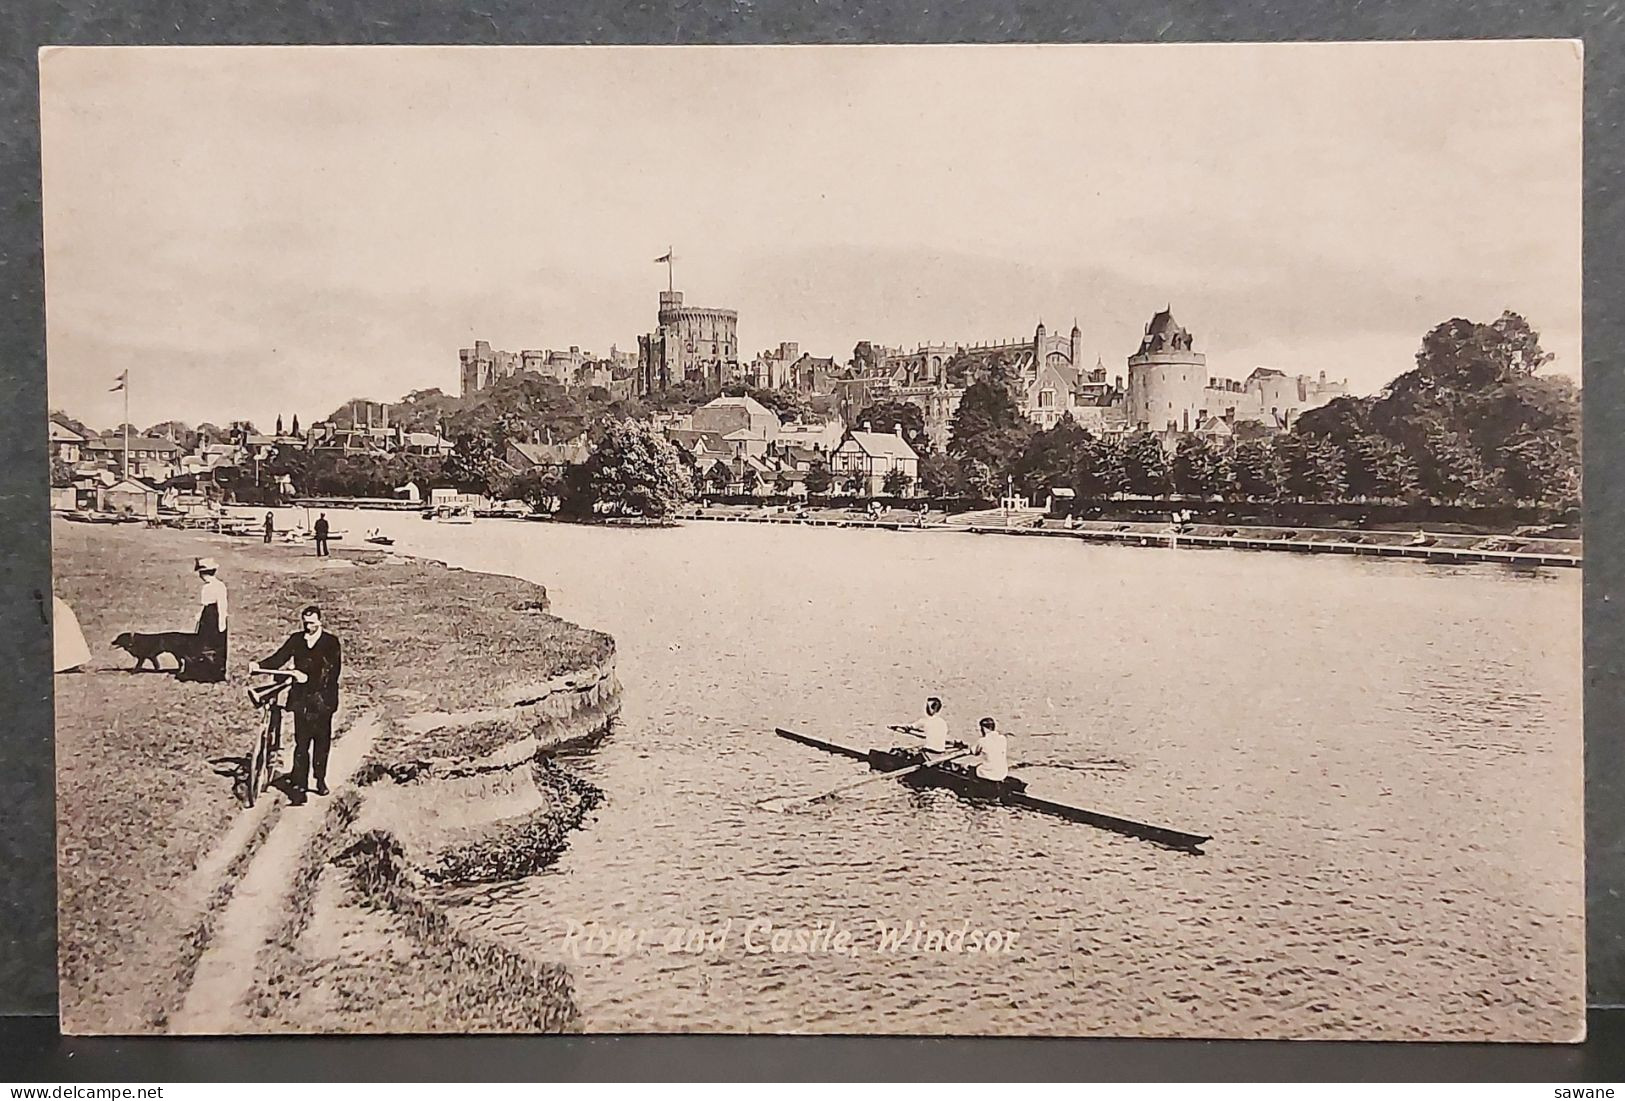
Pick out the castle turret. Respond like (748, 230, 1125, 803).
(1126, 307, 1207, 433)
(1071, 319, 1084, 370)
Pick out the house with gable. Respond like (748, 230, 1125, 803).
(829, 426, 920, 497)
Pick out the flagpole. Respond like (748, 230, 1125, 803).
(667, 246, 673, 294)
(122, 372, 129, 483)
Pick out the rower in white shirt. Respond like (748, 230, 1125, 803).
(895, 696, 956, 761)
(970, 717, 1013, 783)
(919, 696, 949, 754)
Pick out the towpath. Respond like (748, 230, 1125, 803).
(169, 711, 383, 1034)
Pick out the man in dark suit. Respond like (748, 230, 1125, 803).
(258, 604, 342, 805)
(313, 513, 330, 557)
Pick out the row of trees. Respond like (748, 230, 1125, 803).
(909, 311, 1579, 509)
(1001, 423, 1415, 504)
(695, 461, 913, 498)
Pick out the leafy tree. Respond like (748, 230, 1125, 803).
(882, 468, 913, 496)
(505, 468, 565, 513)
(443, 433, 505, 495)
(773, 471, 793, 494)
(741, 466, 763, 495)
(852, 342, 882, 374)
(1292, 397, 1369, 446)
(1229, 439, 1281, 501)
(947, 380, 1034, 482)
(960, 457, 998, 500)
(1120, 433, 1170, 498)
(1170, 436, 1226, 498)
(641, 380, 715, 414)
(1073, 435, 1126, 498)
(1358, 312, 1576, 506)
(585, 419, 694, 517)
(1502, 427, 1580, 507)
(1013, 415, 1091, 499)
(1343, 433, 1416, 501)
(1413, 310, 1551, 391)
(50, 456, 75, 487)
(917, 452, 963, 497)
(804, 462, 833, 496)
(144, 421, 199, 450)
(843, 471, 868, 496)
(555, 461, 597, 518)
(853, 401, 929, 453)
(1410, 422, 1495, 504)
(1275, 434, 1347, 502)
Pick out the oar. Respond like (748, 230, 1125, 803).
(885, 726, 1126, 771)
(1023, 760, 1130, 773)
(758, 749, 975, 812)
(889, 723, 1073, 741)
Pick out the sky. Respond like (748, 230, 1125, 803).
(40, 42, 1582, 433)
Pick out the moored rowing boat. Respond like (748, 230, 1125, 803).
(774, 727, 1210, 852)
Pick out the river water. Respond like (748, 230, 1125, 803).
(319, 510, 1583, 1039)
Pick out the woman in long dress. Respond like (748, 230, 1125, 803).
(185, 556, 228, 683)
(53, 595, 90, 673)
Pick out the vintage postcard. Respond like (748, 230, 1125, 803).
(41, 43, 1583, 1039)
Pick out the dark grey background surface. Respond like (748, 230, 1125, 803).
(1, 0, 1620, 1076)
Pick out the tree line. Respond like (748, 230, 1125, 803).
(853, 312, 1579, 510)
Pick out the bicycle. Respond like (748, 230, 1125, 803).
(244, 664, 299, 807)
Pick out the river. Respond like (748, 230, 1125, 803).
(305, 509, 1583, 1040)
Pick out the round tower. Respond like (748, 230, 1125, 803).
(1126, 307, 1207, 433)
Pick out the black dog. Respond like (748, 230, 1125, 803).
(112, 631, 197, 673)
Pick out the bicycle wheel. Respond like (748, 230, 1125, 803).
(246, 716, 266, 808)
(266, 707, 283, 784)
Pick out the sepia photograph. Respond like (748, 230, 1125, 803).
(40, 42, 1582, 1040)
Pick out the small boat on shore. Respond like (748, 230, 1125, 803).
(774, 727, 1210, 852)
(63, 511, 143, 525)
(426, 503, 476, 524)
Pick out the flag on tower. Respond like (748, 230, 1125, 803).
(109, 371, 127, 392)
(654, 249, 673, 264)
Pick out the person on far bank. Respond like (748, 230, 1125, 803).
(258, 605, 342, 805)
(314, 513, 330, 557)
(263, 511, 274, 544)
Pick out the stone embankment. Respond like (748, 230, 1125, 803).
(671, 504, 1581, 568)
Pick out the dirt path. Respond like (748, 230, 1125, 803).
(169, 711, 383, 1034)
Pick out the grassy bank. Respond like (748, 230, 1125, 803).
(53, 519, 611, 1033)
